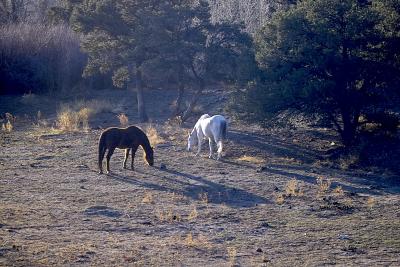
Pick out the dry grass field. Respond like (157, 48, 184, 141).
(1, 88, 399, 266)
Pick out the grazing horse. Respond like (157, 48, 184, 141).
(98, 126, 154, 174)
(187, 114, 227, 160)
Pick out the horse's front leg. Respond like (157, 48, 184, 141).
(106, 147, 115, 174)
(131, 145, 139, 170)
(196, 138, 203, 156)
(123, 149, 130, 169)
(208, 138, 214, 159)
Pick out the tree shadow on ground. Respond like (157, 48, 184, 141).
(227, 129, 323, 164)
(223, 158, 398, 195)
(107, 167, 269, 208)
(225, 129, 400, 195)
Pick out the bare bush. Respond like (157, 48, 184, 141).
(117, 113, 129, 127)
(0, 22, 85, 94)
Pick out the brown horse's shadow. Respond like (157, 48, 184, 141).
(107, 167, 269, 208)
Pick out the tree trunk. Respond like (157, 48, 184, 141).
(340, 107, 359, 147)
(173, 81, 184, 116)
(181, 79, 204, 122)
(136, 68, 148, 122)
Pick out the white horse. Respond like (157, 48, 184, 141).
(187, 114, 227, 160)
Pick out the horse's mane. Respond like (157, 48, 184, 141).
(140, 133, 152, 153)
(199, 114, 210, 120)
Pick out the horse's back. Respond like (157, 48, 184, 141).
(199, 115, 227, 140)
(99, 126, 145, 149)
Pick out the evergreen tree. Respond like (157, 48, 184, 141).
(241, 0, 399, 146)
(70, 0, 168, 122)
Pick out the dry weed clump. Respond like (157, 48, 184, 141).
(56, 107, 92, 132)
(184, 233, 211, 249)
(156, 208, 181, 223)
(339, 154, 360, 170)
(2, 113, 15, 132)
(285, 179, 304, 197)
(185, 232, 195, 246)
(146, 124, 165, 146)
(188, 205, 198, 221)
(198, 192, 209, 204)
(55, 99, 112, 132)
(2, 120, 13, 132)
(367, 196, 376, 209)
(227, 246, 238, 266)
(142, 191, 154, 204)
(316, 176, 331, 198)
(332, 186, 345, 197)
(275, 193, 285, 205)
(117, 113, 129, 127)
(237, 155, 265, 164)
(172, 192, 187, 203)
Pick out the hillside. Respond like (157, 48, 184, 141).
(1, 88, 399, 266)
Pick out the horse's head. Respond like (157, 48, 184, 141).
(187, 132, 196, 152)
(144, 146, 154, 166)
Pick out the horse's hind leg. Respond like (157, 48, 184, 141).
(208, 138, 214, 159)
(123, 149, 130, 169)
(99, 147, 107, 174)
(106, 147, 115, 174)
(217, 140, 223, 160)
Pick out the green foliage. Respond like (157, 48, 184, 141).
(69, 0, 255, 122)
(240, 0, 400, 146)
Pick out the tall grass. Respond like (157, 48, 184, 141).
(0, 23, 86, 95)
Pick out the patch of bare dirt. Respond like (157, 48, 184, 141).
(0, 88, 399, 266)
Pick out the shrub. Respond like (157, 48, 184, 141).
(56, 104, 94, 132)
(0, 23, 86, 95)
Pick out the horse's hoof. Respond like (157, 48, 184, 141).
(98, 171, 103, 175)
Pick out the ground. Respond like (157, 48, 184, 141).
(0, 88, 399, 266)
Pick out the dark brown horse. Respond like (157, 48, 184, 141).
(98, 126, 154, 174)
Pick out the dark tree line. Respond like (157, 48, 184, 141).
(234, 0, 400, 147)
(1, 0, 399, 150)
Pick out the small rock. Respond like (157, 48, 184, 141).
(160, 163, 166, 170)
(259, 222, 270, 228)
(338, 234, 351, 240)
(256, 248, 263, 253)
(274, 186, 279, 191)
(256, 166, 267, 173)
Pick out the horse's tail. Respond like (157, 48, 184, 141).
(98, 133, 107, 173)
(220, 120, 227, 140)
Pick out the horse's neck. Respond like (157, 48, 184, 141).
(140, 138, 151, 153)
